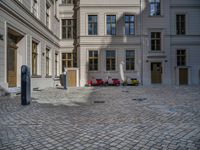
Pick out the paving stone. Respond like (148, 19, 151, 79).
(0, 86, 200, 149)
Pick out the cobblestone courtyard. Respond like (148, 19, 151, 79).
(0, 86, 200, 150)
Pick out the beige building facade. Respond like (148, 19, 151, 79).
(0, 0, 200, 91)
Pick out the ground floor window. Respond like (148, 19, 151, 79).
(62, 53, 73, 72)
(32, 41, 38, 75)
(126, 50, 135, 71)
(46, 48, 50, 76)
(88, 50, 98, 71)
(106, 50, 116, 71)
(55, 53, 58, 76)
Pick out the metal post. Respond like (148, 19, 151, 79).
(63, 68, 67, 90)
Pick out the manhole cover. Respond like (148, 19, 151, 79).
(93, 101, 105, 104)
(132, 98, 147, 101)
(122, 91, 129, 93)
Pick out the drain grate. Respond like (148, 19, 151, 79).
(132, 98, 147, 101)
(93, 101, 105, 104)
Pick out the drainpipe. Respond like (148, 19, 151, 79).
(140, 0, 143, 85)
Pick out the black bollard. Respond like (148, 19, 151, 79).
(21, 65, 31, 105)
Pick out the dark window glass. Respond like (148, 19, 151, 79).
(176, 14, 186, 35)
(151, 32, 161, 51)
(126, 50, 135, 70)
(106, 50, 116, 71)
(177, 50, 186, 66)
(88, 51, 98, 71)
(88, 15, 98, 35)
(125, 15, 135, 35)
(62, 19, 74, 39)
(150, 0, 161, 16)
(107, 15, 116, 35)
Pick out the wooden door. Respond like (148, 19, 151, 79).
(151, 62, 162, 84)
(7, 44, 17, 87)
(67, 70, 76, 87)
(179, 68, 188, 85)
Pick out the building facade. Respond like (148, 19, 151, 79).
(0, 0, 200, 90)
(0, 0, 60, 90)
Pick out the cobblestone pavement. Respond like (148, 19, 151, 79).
(0, 86, 200, 150)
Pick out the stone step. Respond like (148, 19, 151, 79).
(0, 86, 10, 97)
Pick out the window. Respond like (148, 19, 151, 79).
(125, 15, 135, 35)
(88, 15, 98, 35)
(151, 32, 161, 51)
(126, 50, 135, 70)
(55, 53, 58, 76)
(176, 14, 186, 35)
(150, 0, 161, 16)
(32, 0, 38, 17)
(62, 19, 74, 39)
(107, 15, 116, 35)
(106, 50, 116, 71)
(46, 48, 50, 76)
(32, 41, 38, 75)
(89, 51, 98, 71)
(54, 0, 58, 17)
(62, 53, 73, 72)
(46, 2, 50, 28)
(61, 0, 73, 4)
(177, 50, 186, 66)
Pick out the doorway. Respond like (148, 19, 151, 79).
(151, 62, 162, 84)
(7, 28, 23, 87)
(7, 44, 17, 87)
(179, 68, 188, 85)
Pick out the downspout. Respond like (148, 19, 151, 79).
(140, 0, 143, 85)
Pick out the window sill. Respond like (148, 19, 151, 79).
(59, 4, 74, 6)
(32, 75, 42, 78)
(148, 15, 164, 18)
(125, 70, 137, 73)
(105, 70, 118, 73)
(88, 70, 100, 73)
(45, 75, 52, 78)
(149, 51, 165, 53)
(61, 38, 74, 40)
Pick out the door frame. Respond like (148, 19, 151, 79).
(151, 62, 163, 84)
(7, 43, 18, 87)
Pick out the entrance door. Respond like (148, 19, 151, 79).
(67, 70, 76, 87)
(179, 68, 188, 85)
(151, 62, 162, 84)
(7, 44, 17, 87)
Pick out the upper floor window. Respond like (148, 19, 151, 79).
(125, 15, 135, 35)
(88, 51, 98, 71)
(62, 19, 74, 39)
(150, 0, 161, 16)
(107, 15, 116, 35)
(32, 0, 38, 17)
(106, 50, 116, 71)
(176, 14, 186, 35)
(126, 50, 135, 71)
(54, 0, 58, 17)
(151, 32, 161, 51)
(88, 15, 98, 35)
(177, 49, 186, 66)
(32, 41, 38, 75)
(61, 0, 73, 4)
(46, 2, 50, 28)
